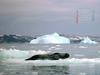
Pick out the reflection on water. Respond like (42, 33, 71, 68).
(0, 61, 70, 75)
(32, 66, 69, 75)
(0, 61, 100, 75)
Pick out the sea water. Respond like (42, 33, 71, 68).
(0, 43, 100, 75)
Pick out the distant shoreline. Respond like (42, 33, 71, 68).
(0, 34, 100, 44)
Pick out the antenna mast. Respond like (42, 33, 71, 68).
(76, 10, 79, 24)
(92, 10, 95, 22)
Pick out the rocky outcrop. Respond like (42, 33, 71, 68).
(0, 34, 33, 43)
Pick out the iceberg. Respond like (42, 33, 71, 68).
(81, 37, 98, 44)
(30, 33, 70, 44)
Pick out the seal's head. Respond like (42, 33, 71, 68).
(60, 53, 70, 59)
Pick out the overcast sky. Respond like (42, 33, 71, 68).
(0, 0, 100, 36)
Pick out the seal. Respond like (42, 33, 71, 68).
(25, 53, 70, 60)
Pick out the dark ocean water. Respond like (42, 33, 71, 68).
(0, 43, 100, 75)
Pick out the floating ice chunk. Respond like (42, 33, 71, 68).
(81, 37, 98, 44)
(30, 33, 70, 44)
(79, 46, 88, 48)
(78, 73, 86, 75)
(0, 48, 50, 59)
(4, 58, 100, 66)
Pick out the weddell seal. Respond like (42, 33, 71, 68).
(25, 53, 70, 60)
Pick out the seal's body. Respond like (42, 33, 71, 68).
(26, 53, 70, 60)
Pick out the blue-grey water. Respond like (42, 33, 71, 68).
(0, 43, 100, 75)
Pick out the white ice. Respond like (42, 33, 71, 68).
(0, 48, 50, 59)
(81, 37, 98, 44)
(30, 33, 70, 44)
(30, 33, 98, 44)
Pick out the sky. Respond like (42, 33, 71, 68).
(0, 0, 100, 36)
